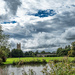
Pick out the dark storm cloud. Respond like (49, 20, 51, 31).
(4, 0, 22, 15)
(71, 5, 75, 7)
(24, 44, 57, 49)
(28, 20, 56, 33)
(4, 24, 33, 39)
(51, 11, 75, 29)
(0, 14, 8, 22)
(62, 28, 75, 40)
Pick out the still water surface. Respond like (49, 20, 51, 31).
(0, 64, 50, 75)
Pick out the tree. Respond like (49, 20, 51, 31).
(56, 47, 62, 55)
(71, 42, 75, 50)
(11, 49, 23, 57)
(57, 46, 71, 57)
(1, 46, 10, 57)
(41, 51, 46, 54)
(68, 42, 75, 57)
(0, 47, 7, 62)
(35, 50, 39, 56)
(0, 25, 9, 48)
(0, 25, 10, 62)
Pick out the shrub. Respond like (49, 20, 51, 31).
(53, 59, 60, 63)
(0, 58, 2, 64)
(2, 56, 6, 62)
(42, 59, 47, 63)
(72, 58, 75, 63)
(41, 57, 75, 75)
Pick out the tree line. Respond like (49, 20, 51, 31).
(10, 49, 56, 57)
(56, 42, 75, 57)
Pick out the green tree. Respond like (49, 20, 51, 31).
(0, 25, 9, 48)
(0, 25, 10, 62)
(71, 41, 75, 50)
(56, 47, 62, 56)
(41, 51, 46, 54)
(1, 46, 10, 57)
(68, 42, 75, 57)
(57, 46, 70, 57)
(11, 49, 23, 57)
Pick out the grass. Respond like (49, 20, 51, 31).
(3, 57, 75, 65)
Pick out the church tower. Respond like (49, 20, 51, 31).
(17, 43, 21, 50)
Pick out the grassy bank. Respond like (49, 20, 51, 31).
(3, 57, 75, 65)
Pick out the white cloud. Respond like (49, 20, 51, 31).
(1, 0, 75, 52)
(0, 0, 7, 15)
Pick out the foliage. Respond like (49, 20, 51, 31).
(68, 42, 75, 57)
(57, 45, 71, 56)
(0, 46, 10, 57)
(0, 25, 10, 48)
(0, 25, 10, 62)
(11, 49, 23, 57)
(0, 58, 2, 64)
(53, 59, 60, 63)
(24, 51, 35, 57)
(41, 57, 75, 75)
(41, 50, 46, 54)
(71, 41, 75, 50)
(0, 49, 6, 62)
(0, 47, 10, 62)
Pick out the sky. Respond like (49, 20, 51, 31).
(0, 0, 75, 52)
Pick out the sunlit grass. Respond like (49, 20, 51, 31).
(3, 57, 74, 64)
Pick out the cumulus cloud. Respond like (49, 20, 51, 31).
(62, 27, 75, 40)
(0, 0, 75, 52)
(4, 0, 22, 15)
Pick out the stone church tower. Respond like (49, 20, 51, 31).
(17, 43, 21, 50)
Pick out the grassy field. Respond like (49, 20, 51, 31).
(3, 57, 75, 65)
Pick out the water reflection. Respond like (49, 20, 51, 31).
(0, 64, 50, 75)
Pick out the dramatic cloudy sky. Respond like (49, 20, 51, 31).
(0, 0, 75, 52)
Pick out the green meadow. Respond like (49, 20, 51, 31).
(3, 57, 74, 65)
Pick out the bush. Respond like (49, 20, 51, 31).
(0, 58, 2, 64)
(41, 57, 75, 75)
(72, 58, 75, 63)
(42, 59, 47, 63)
(53, 59, 60, 63)
(2, 56, 6, 62)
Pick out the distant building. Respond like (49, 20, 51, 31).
(17, 43, 21, 50)
(37, 53, 56, 57)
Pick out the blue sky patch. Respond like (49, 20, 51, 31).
(32, 9, 56, 17)
(71, 5, 75, 7)
(3, 21, 17, 24)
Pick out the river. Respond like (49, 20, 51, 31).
(0, 64, 50, 75)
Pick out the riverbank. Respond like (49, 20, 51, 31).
(3, 57, 75, 65)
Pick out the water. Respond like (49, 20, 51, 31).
(0, 64, 50, 75)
